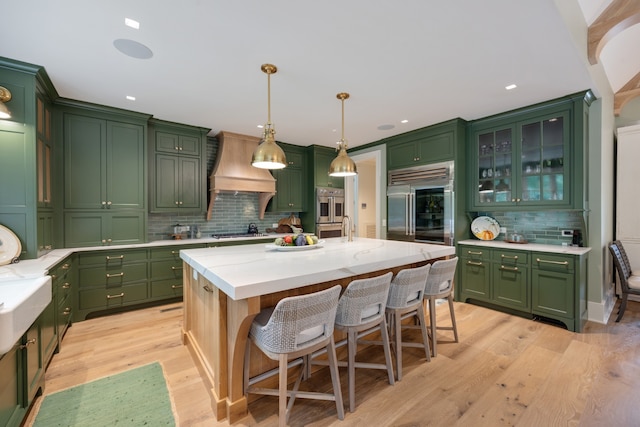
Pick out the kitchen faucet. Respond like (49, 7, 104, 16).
(342, 215, 353, 242)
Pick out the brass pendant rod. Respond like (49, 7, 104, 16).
(267, 70, 271, 125)
(336, 92, 350, 146)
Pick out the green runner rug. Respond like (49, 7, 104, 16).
(33, 362, 176, 426)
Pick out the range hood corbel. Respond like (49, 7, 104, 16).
(207, 131, 277, 220)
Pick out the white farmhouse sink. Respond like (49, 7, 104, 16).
(0, 276, 52, 355)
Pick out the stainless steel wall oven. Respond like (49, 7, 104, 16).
(316, 187, 344, 238)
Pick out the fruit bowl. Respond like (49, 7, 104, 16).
(265, 240, 325, 252)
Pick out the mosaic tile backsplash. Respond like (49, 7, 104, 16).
(473, 210, 586, 246)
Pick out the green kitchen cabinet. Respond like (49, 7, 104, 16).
(310, 145, 344, 189)
(491, 248, 530, 311)
(459, 246, 491, 300)
(148, 119, 210, 213)
(469, 91, 594, 211)
(0, 58, 58, 260)
(76, 249, 149, 320)
(387, 125, 456, 170)
(51, 256, 74, 346)
(63, 114, 146, 210)
(23, 318, 43, 409)
(36, 211, 53, 254)
(268, 144, 307, 212)
(532, 252, 587, 332)
(149, 245, 194, 299)
(0, 342, 22, 427)
(64, 211, 146, 247)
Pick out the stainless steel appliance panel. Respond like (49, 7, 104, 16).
(316, 187, 344, 224)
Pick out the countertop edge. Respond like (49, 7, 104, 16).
(457, 239, 591, 255)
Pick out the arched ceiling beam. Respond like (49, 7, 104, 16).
(588, 0, 640, 65)
(614, 70, 640, 115)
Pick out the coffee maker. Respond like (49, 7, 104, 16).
(572, 229, 583, 247)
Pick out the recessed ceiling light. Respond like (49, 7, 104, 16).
(257, 125, 264, 129)
(377, 124, 395, 131)
(126, 95, 136, 101)
(401, 119, 409, 124)
(125, 18, 140, 29)
(505, 84, 517, 90)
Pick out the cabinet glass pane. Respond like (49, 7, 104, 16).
(477, 129, 512, 204)
(541, 116, 564, 200)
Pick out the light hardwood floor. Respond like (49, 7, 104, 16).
(24, 298, 640, 427)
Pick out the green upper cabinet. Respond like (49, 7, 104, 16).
(148, 119, 210, 213)
(387, 125, 456, 170)
(311, 145, 344, 189)
(268, 143, 307, 212)
(63, 114, 146, 210)
(0, 57, 58, 260)
(468, 91, 594, 211)
(57, 99, 151, 247)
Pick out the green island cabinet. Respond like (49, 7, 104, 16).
(458, 243, 588, 332)
(148, 119, 210, 213)
(57, 100, 151, 247)
(0, 57, 58, 260)
(468, 91, 594, 211)
(268, 143, 307, 212)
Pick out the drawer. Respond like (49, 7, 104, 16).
(78, 282, 148, 310)
(459, 246, 490, 262)
(492, 250, 528, 266)
(150, 278, 184, 298)
(79, 249, 147, 266)
(78, 263, 148, 288)
(58, 278, 72, 300)
(149, 245, 202, 260)
(532, 253, 574, 272)
(58, 292, 72, 319)
(51, 259, 73, 283)
(150, 260, 183, 280)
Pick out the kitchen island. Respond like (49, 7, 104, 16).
(179, 237, 455, 422)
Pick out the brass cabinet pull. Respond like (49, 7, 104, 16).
(171, 250, 179, 255)
(62, 282, 71, 289)
(536, 258, 569, 266)
(501, 254, 518, 260)
(63, 308, 71, 315)
(466, 260, 483, 266)
(62, 263, 70, 270)
(106, 255, 124, 261)
(171, 284, 183, 289)
(203, 285, 213, 293)
(106, 272, 125, 278)
(20, 338, 37, 349)
(106, 292, 125, 299)
(500, 265, 518, 271)
(171, 266, 183, 271)
(467, 250, 483, 255)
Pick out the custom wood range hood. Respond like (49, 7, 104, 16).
(207, 131, 276, 220)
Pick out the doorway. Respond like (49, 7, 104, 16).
(344, 148, 384, 239)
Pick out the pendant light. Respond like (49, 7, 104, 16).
(251, 64, 287, 169)
(329, 92, 357, 177)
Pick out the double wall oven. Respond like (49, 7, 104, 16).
(387, 161, 454, 246)
(316, 187, 344, 239)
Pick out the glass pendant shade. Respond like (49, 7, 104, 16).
(252, 126, 287, 169)
(329, 92, 357, 177)
(251, 64, 287, 169)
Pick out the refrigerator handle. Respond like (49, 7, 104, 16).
(405, 194, 410, 235)
(410, 192, 415, 235)
(329, 196, 334, 222)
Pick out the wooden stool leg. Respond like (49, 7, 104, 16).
(448, 295, 459, 342)
(326, 337, 345, 420)
(279, 354, 287, 427)
(380, 316, 396, 385)
(347, 330, 357, 412)
(416, 305, 431, 362)
(429, 297, 438, 357)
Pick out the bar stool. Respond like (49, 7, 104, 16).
(244, 285, 344, 427)
(423, 257, 459, 357)
(333, 271, 394, 412)
(385, 264, 431, 381)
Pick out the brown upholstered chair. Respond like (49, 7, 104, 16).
(608, 240, 640, 322)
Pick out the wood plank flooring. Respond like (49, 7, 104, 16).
(24, 298, 640, 426)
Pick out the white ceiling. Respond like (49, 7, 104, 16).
(1, 1, 634, 148)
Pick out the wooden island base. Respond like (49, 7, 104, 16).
(183, 261, 440, 422)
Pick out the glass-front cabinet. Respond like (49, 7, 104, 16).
(471, 106, 573, 210)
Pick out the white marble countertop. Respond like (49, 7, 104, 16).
(180, 237, 456, 300)
(458, 239, 591, 255)
(0, 234, 286, 281)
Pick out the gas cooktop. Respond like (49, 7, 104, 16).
(211, 233, 269, 239)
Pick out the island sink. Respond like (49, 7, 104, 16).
(0, 276, 52, 355)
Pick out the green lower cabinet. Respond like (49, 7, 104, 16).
(0, 343, 22, 427)
(458, 243, 587, 332)
(23, 320, 43, 408)
(78, 282, 148, 312)
(39, 300, 57, 367)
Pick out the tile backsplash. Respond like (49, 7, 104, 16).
(474, 210, 586, 245)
